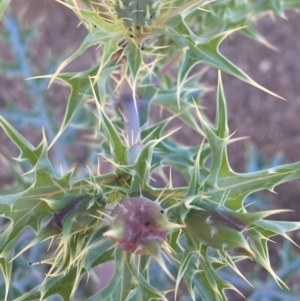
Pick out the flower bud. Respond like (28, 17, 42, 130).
(105, 197, 171, 255)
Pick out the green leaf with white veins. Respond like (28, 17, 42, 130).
(165, 14, 284, 101)
(99, 107, 127, 165)
(124, 41, 142, 85)
(49, 7, 123, 87)
(193, 74, 300, 210)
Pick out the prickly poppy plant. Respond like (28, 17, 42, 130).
(1, 0, 300, 300)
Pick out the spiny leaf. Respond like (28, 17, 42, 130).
(136, 272, 169, 301)
(86, 273, 121, 301)
(0, 117, 56, 190)
(130, 140, 157, 191)
(96, 65, 119, 106)
(166, 15, 284, 101)
(99, 108, 127, 165)
(183, 245, 236, 301)
(123, 41, 143, 92)
(0, 256, 11, 301)
(255, 219, 300, 246)
(193, 99, 228, 187)
(11, 222, 60, 262)
(48, 8, 123, 87)
(247, 228, 288, 289)
(86, 249, 131, 301)
(175, 246, 194, 300)
(218, 251, 253, 288)
(213, 162, 300, 209)
(83, 235, 113, 271)
(45, 66, 98, 149)
(1, 198, 52, 248)
(188, 73, 300, 210)
(113, 251, 134, 301)
(14, 266, 80, 301)
(184, 202, 253, 254)
(151, 87, 205, 133)
(0, 116, 40, 165)
(130, 128, 180, 191)
(214, 72, 229, 139)
(186, 142, 203, 196)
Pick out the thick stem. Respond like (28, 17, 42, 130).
(119, 82, 142, 164)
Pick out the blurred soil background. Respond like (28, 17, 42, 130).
(0, 0, 300, 298)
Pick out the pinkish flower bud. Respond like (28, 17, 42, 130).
(105, 197, 170, 255)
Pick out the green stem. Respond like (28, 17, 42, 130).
(119, 82, 142, 164)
